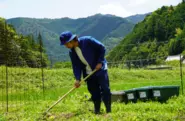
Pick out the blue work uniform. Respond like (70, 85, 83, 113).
(69, 36, 111, 113)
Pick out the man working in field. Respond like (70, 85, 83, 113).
(60, 31, 111, 114)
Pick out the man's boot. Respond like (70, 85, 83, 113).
(104, 100, 111, 113)
(94, 100, 101, 114)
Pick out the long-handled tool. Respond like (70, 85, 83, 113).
(43, 69, 97, 115)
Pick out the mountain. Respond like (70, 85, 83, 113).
(106, 2, 185, 67)
(6, 14, 147, 62)
(125, 13, 151, 24)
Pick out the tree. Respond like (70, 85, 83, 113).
(37, 32, 48, 67)
(38, 32, 43, 52)
(0, 18, 49, 67)
(169, 28, 185, 55)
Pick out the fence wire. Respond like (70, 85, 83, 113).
(0, 56, 184, 114)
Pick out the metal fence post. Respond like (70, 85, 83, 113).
(39, 34, 45, 100)
(180, 54, 183, 94)
(5, 62, 8, 113)
(4, 22, 9, 113)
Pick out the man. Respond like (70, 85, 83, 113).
(60, 31, 111, 114)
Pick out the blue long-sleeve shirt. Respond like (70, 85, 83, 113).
(69, 36, 107, 80)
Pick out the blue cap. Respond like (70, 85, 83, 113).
(60, 31, 77, 45)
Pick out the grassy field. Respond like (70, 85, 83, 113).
(0, 66, 185, 121)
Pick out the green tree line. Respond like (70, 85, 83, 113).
(0, 18, 48, 67)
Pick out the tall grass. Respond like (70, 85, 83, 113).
(0, 66, 185, 120)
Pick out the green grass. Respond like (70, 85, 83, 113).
(0, 66, 185, 120)
(1, 93, 185, 121)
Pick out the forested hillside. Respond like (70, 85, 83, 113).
(0, 18, 48, 67)
(106, 2, 185, 66)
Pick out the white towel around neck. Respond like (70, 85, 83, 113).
(74, 47, 92, 74)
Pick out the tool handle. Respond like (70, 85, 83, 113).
(45, 87, 76, 113)
(44, 69, 97, 114)
(80, 69, 97, 84)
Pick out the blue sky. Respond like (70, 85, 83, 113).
(0, 0, 182, 19)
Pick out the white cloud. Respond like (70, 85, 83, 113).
(124, 0, 181, 15)
(98, 3, 133, 17)
(128, 0, 147, 7)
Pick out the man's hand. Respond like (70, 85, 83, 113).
(95, 63, 102, 70)
(74, 80, 81, 88)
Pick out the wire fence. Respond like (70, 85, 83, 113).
(0, 54, 184, 114)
